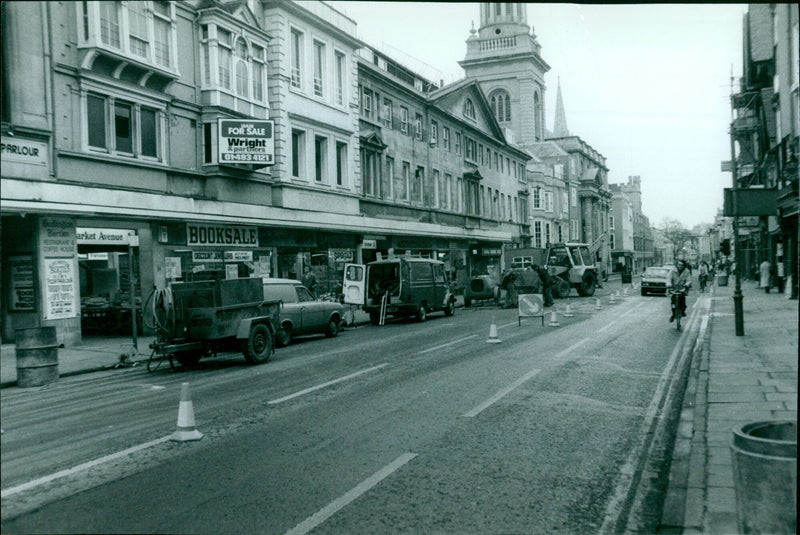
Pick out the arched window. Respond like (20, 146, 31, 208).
(235, 37, 249, 97)
(490, 90, 511, 123)
(463, 98, 476, 120)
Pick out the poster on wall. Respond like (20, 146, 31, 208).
(225, 264, 239, 280)
(165, 257, 182, 279)
(9, 255, 35, 311)
(44, 257, 78, 319)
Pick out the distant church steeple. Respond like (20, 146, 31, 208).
(552, 78, 570, 138)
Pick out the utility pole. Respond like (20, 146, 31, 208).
(729, 70, 744, 336)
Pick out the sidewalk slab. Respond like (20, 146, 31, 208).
(661, 278, 798, 534)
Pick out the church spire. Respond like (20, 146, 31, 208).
(553, 78, 570, 138)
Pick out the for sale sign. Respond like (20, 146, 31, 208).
(218, 119, 274, 164)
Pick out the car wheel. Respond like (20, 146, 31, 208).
(641, 290, 647, 296)
(417, 304, 427, 322)
(553, 279, 571, 299)
(464, 296, 472, 307)
(577, 272, 597, 297)
(325, 317, 340, 337)
(241, 323, 273, 364)
(444, 299, 455, 316)
(276, 324, 292, 347)
(370, 311, 381, 325)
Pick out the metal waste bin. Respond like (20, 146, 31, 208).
(15, 327, 59, 388)
(731, 420, 797, 534)
(716, 274, 729, 286)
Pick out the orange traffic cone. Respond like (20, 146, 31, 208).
(595, 298, 602, 310)
(563, 302, 574, 317)
(609, 293, 616, 304)
(171, 382, 203, 442)
(548, 310, 560, 327)
(623, 287, 629, 296)
(486, 316, 501, 344)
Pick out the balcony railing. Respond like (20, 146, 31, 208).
(479, 36, 517, 52)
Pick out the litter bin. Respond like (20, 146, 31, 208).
(15, 327, 59, 388)
(716, 274, 729, 286)
(731, 420, 797, 534)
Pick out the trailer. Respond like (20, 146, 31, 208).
(147, 278, 281, 371)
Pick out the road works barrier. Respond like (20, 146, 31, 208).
(171, 382, 203, 442)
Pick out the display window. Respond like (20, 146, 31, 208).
(163, 249, 273, 282)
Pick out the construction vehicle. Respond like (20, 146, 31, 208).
(146, 278, 281, 370)
(503, 235, 606, 298)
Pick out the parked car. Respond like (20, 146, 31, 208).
(262, 278, 343, 346)
(640, 267, 672, 296)
(343, 258, 456, 324)
(464, 275, 500, 307)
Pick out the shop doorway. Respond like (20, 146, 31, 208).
(78, 245, 142, 337)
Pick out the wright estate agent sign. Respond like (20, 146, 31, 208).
(218, 119, 274, 164)
(186, 224, 259, 247)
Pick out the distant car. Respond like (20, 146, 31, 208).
(641, 267, 672, 296)
(263, 278, 344, 346)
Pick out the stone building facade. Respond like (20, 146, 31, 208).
(356, 45, 531, 285)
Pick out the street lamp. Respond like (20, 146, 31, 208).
(729, 87, 744, 336)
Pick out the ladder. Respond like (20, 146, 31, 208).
(379, 291, 388, 326)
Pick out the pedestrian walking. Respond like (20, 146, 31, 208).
(533, 265, 554, 307)
(698, 261, 709, 293)
(759, 259, 771, 293)
(302, 265, 318, 298)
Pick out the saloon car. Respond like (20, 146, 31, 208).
(263, 278, 343, 346)
(640, 267, 672, 296)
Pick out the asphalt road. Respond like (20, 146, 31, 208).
(1, 285, 709, 534)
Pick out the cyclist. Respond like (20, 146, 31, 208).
(668, 259, 692, 322)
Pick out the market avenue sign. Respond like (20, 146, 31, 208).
(187, 224, 259, 247)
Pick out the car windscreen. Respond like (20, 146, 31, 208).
(645, 269, 670, 278)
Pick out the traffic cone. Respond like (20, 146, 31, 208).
(171, 382, 203, 442)
(609, 293, 616, 304)
(563, 302, 574, 317)
(623, 287, 629, 296)
(595, 298, 602, 310)
(486, 316, 501, 344)
(548, 310, 560, 327)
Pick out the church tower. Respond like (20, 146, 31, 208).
(459, 3, 550, 146)
(552, 78, 570, 138)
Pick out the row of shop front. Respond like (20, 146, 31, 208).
(1, 213, 506, 345)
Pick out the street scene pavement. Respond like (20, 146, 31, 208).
(2, 275, 795, 533)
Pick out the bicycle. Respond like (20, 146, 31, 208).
(669, 288, 687, 331)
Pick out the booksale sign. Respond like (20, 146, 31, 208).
(218, 119, 274, 164)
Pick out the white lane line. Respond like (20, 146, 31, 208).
(285, 452, 417, 535)
(598, 321, 617, 333)
(555, 338, 590, 359)
(463, 368, 542, 418)
(268, 364, 389, 405)
(418, 335, 478, 355)
(1, 436, 171, 498)
(599, 302, 702, 533)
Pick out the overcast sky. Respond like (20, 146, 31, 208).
(328, 2, 748, 230)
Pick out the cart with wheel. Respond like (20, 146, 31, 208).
(147, 278, 281, 371)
